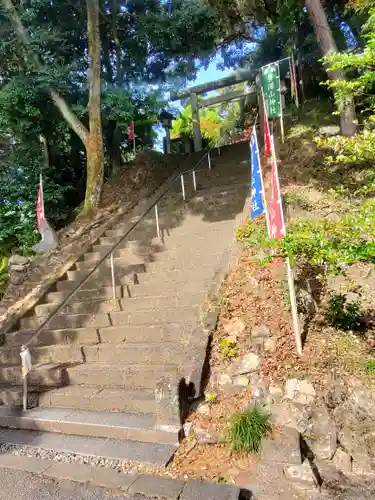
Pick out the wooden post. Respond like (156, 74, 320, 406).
(165, 128, 171, 154)
(191, 92, 202, 152)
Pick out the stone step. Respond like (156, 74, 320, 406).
(0, 407, 179, 445)
(66, 363, 178, 389)
(19, 312, 111, 331)
(39, 386, 156, 414)
(108, 305, 199, 327)
(0, 428, 176, 466)
(0, 363, 73, 388)
(82, 342, 185, 364)
(82, 243, 160, 263)
(105, 213, 184, 239)
(0, 385, 39, 409)
(75, 253, 147, 271)
(44, 286, 123, 304)
(0, 345, 84, 366)
(5, 327, 99, 348)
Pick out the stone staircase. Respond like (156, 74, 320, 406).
(0, 142, 250, 466)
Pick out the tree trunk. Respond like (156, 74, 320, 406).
(85, 0, 104, 213)
(305, 0, 357, 137)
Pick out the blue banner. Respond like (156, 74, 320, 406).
(250, 128, 264, 219)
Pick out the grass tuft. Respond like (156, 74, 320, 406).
(227, 406, 271, 454)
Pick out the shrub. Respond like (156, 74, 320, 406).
(325, 293, 363, 331)
(227, 406, 271, 454)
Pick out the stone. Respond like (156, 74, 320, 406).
(180, 479, 240, 500)
(262, 427, 302, 465)
(218, 373, 232, 386)
(332, 448, 352, 474)
(270, 401, 311, 433)
(129, 474, 185, 499)
(195, 402, 211, 416)
(251, 336, 264, 354)
(250, 373, 268, 405)
(284, 463, 316, 490)
(194, 425, 220, 444)
(285, 379, 316, 405)
(251, 325, 271, 339)
(230, 353, 260, 376)
(269, 385, 284, 401)
(183, 422, 193, 438)
(306, 404, 337, 460)
(8, 255, 29, 266)
(223, 317, 246, 338)
(232, 375, 249, 387)
(318, 125, 340, 137)
(264, 337, 277, 353)
(9, 264, 27, 272)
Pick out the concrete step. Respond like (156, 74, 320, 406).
(5, 327, 99, 348)
(97, 322, 193, 344)
(39, 386, 156, 414)
(75, 253, 148, 272)
(82, 342, 185, 364)
(105, 213, 184, 240)
(19, 312, 111, 331)
(44, 286, 123, 304)
(108, 305, 199, 327)
(0, 363, 73, 388)
(0, 407, 179, 445)
(65, 363, 178, 389)
(0, 428, 177, 466)
(0, 345, 84, 366)
(34, 299, 122, 317)
(0, 385, 39, 408)
(66, 262, 146, 282)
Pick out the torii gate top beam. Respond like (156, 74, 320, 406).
(170, 69, 257, 101)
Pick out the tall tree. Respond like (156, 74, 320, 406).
(305, 0, 357, 136)
(86, 0, 104, 212)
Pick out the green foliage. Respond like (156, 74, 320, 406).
(205, 392, 217, 403)
(325, 293, 363, 331)
(227, 406, 271, 454)
(0, 256, 8, 299)
(219, 337, 238, 358)
(367, 360, 375, 373)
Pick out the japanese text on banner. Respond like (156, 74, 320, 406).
(250, 128, 264, 219)
(261, 64, 281, 119)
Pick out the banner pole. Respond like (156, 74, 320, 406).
(291, 54, 300, 108)
(277, 62, 285, 143)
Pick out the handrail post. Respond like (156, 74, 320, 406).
(217, 145, 221, 156)
(110, 252, 116, 300)
(208, 151, 212, 170)
(20, 344, 31, 412)
(155, 204, 161, 239)
(181, 174, 186, 201)
(192, 170, 197, 191)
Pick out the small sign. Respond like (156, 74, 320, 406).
(20, 348, 32, 377)
(261, 64, 282, 119)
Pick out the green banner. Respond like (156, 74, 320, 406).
(261, 64, 281, 119)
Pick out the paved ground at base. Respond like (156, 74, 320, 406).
(0, 468, 154, 500)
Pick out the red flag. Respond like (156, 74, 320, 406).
(269, 137, 285, 240)
(128, 121, 135, 141)
(36, 174, 45, 233)
(263, 99, 271, 157)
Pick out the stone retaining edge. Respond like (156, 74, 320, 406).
(0, 455, 243, 499)
(0, 154, 192, 338)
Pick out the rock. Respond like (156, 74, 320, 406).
(183, 422, 193, 438)
(9, 264, 27, 272)
(306, 404, 337, 460)
(8, 255, 29, 266)
(251, 336, 264, 353)
(230, 353, 261, 376)
(9, 272, 26, 285)
(338, 427, 374, 474)
(284, 463, 317, 490)
(223, 317, 246, 338)
(251, 325, 270, 339)
(285, 379, 316, 405)
(233, 375, 249, 387)
(269, 385, 284, 401)
(192, 402, 211, 416)
(264, 337, 277, 353)
(218, 373, 233, 386)
(262, 427, 302, 465)
(332, 448, 352, 474)
(318, 125, 340, 137)
(249, 373, 268, 405)
(194, 425, 220, 444)
(270, 401, 311, 433)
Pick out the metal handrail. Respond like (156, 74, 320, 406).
(21, 146, 218, 353)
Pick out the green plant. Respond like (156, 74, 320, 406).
(0, 256, 8, 300)
(227, 406, 271, 454)
(219, 337, 238, 359)
(205, 392, 217, 403)
(325, 293, 363, 331)
(284, 192, 311, 210)
(367, 360, 375, 373)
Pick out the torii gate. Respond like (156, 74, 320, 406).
(170, 69, 257, 152)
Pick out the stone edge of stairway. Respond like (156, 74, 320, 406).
(0, 454, 244, 500)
